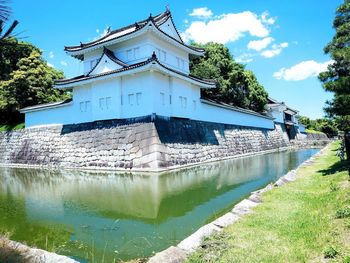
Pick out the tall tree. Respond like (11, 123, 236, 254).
(190, 42, 268, 112)
(0, 37, 39, 81)
(0, 48, 68, 123)
(319, 0, 350, 159)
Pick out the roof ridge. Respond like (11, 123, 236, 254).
(64, 10, 170, 51)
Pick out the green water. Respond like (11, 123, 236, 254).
(0, 149, 318, 262)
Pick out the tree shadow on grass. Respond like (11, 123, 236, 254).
(318, 159, 350, 176)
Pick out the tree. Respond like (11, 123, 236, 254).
(0, 37, 39, 81)
(190, 42, 268, 112)
(319, 0, 350, 159)
(298, 115, 338, 137)
(0, 49, 68, 123)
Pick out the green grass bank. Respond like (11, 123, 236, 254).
(187, 142, 350, 263)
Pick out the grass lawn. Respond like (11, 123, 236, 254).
(187, 142, 350, 263)
(0, 123, 24, 132)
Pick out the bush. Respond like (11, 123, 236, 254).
(324, 246, 339, 259)
(336, 207, 350, 219)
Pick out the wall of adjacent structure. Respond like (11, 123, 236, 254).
(25, 71, 274, 129)
(0, 116, 327, 171)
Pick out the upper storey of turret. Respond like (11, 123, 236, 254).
(64, 9, 204, 75)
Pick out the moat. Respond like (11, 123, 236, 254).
(0, 148, 318, 262)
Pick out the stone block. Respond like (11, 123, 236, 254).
(177, 224, 221, 252)
(232, 199, 259, 216)
(148, 246, 188, 263)
(212, 212, 240, 228)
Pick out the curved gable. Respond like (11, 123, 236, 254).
(158, 16, 183, 42)
(89, 53, 124, 76)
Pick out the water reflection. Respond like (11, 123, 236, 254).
(0, 149, 318, 262)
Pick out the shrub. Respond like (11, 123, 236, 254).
(336, 207, 350, 219)
(324, 246, 339, 259)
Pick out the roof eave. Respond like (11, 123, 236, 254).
(65, 21, 204, 58)
(201, 99, 274, 120)
(20, 101, 73, 113)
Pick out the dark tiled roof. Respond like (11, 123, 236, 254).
(201, 98, 273, 120)
(64, 10, 204, 57)
(20, 99, 72, 112)
(267, 97, 298, 113)
(55, 53, 215, 87)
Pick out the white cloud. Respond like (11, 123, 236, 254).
(261, 42, 288, 58)
(47, 62, 54, 68)
(93, 26, 110, 40)
(60, 61, 68, 67)
(182, 11, 270, 44)
(49, 51, 54, 59)
(261, 11, 275, 25)
(236, 53, 254, 63)
(247, 37, 274, 51)
(273, 60, 334, 81)
(189, 7, 213, 18)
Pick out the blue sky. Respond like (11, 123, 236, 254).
(11, 0, 342, 119)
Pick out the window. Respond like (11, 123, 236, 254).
(176, 57, 185, 69)
(128, 94, 134, 106)
(80, 102, 85, 112)
(169, 95, 172, 105)
(99, 97, 112, 110)
(79, 101, 91, 112)
(126, 49, 133, 60)
(85, 101, 91, 112)
(99, 98, 105, 110)
(156, 48, 166, 62)
(176, 57, 180, 68)
(160, 92, 165, 105)
(179, 96, 187, 109)
(106, 97, 112, 109)
(136, 92, 142, 105)
(121, 95, 123, 105)
(193, 100, 196, 111)
(134, 47, 140, 59)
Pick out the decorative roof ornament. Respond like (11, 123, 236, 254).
(106, 26, 111, 34)
(151, 51, 157, 60)
(165, 4, 170, 12)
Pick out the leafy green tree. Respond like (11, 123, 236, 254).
(244, 70, 268, 112)
(298, 115, 338, 137)
(0, 37, 39, 81)
(319, 0, 350, 158)
(0, 49, 68, 123)
(190, 42, 268, 112)
(298, 115, 311, 127)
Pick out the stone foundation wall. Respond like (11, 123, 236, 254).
(0, 116, 326, 171)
